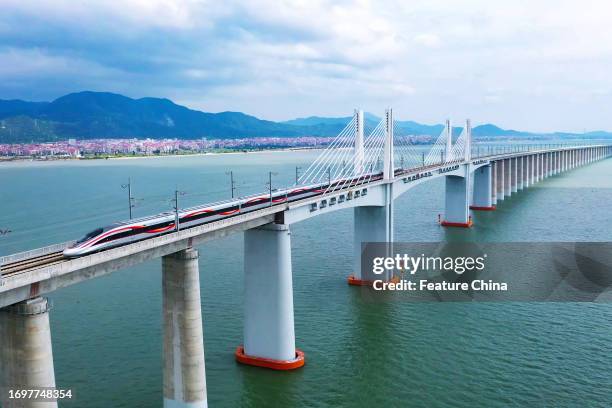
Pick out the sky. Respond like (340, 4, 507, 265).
(1, 0, 612, 132)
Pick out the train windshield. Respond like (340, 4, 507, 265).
(76, 228, 103, 244)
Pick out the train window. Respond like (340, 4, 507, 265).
(362, 189, 368, 196)
(355, 191, 360, 198)
(347, 192, 353, 200)
(320, 200, 327, 208)
(330, 197, 336, 206)
(76, 228, 103, 243)
(339, 195, 345, 203)
(310, 203, 317, 212)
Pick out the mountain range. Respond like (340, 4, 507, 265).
(0, 91, 609, 143)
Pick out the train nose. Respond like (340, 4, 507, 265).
(62, 246, 80, 258)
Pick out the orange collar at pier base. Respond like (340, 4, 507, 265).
(347, 275, 374, 286)
(235, 346, 305, 370)
(347, 275, 400, 286)
(440, 219, 474, 228)
(469, 205, 496, 211)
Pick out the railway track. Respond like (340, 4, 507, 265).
(0, 251, 65, 276)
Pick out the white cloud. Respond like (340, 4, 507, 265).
(413, 34, 441, 48)
(2, 0, 612, 131)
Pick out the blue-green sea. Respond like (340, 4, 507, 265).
(1, 149, 611, 407)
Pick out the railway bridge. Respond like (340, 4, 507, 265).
(1, 109, 610, 408)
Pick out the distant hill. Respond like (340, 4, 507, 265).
(282, 114, 380, 134)
(471, 124, 528, 137)
(0, 91, 610, 143)
(0, 92, 311, 142)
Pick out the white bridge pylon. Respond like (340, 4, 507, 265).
(424, 119, 472, 165)
(298, 109, 473, 189)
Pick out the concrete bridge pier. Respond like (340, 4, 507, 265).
(511, 158, 518, 193)
(550, 152, 555, 174)
(351, 198, 395, 283)
(550, 152, 554, 175)
(237, 223, 304, 370)
(162, 248, 208, 408)
(441, 165, 472, 227)
(470, 164, 495, 211)
(575, 150, 579, 167)
(586, 148, 589, 163)
(517, 157, 524, 190)
(496, 160, 504, 202)
(576, 150, 580, 167)
(0, 297, 57, 408)
(563, 150, 568, 171)
(503, 159, 511, 197)
(491, 162, 498, 206)
(526, 155, 533, 185)
(549, 152, 554, 175)
(546, 153, 553, 177)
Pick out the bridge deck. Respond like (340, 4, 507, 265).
(0, 144, 607, 308)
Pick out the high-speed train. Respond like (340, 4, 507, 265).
(63, 172, 382, 258)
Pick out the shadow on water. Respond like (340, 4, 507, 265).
(239, 363, 303, 408)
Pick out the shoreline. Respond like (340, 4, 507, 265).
(0, 146, 326, 164)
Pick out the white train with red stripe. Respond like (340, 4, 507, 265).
(63, 173, 380, 258)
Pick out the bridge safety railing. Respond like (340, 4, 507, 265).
(0, 240, 76, 267)
(469, 142, 606, 160)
